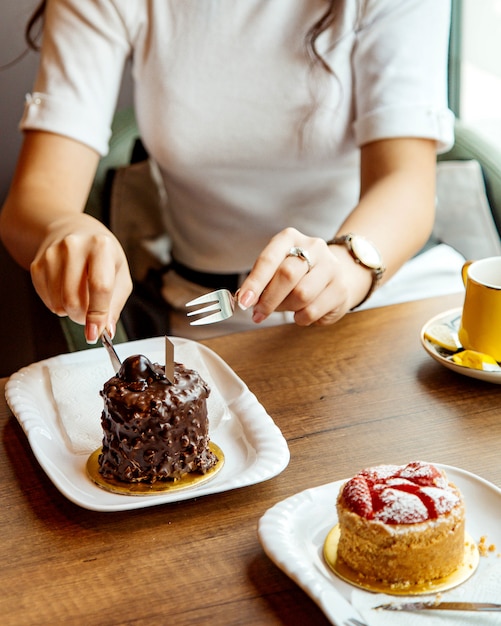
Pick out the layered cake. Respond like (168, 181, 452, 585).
(335, 461, 465, 586)
(98, 354, 218, 483)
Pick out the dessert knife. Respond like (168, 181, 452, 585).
(164, 336, 175, 384)
(376, 601, 501, 612)
(101, 329, 122, 374)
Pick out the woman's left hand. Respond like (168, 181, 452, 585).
(237, 227, 357, 326)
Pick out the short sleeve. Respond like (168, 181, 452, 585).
(352, 0, 454, 153)
(19, 0, 131, 156)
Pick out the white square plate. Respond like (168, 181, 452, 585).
(5, 336, 289, 511)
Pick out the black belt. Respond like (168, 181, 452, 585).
(170, 258, 247, 292)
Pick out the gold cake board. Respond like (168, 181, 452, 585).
(87, 442, 224, 496)
(323, 523, 479, 596)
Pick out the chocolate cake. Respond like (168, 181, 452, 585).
(335, 461, 465, 586)
(98, 354, 218, 483)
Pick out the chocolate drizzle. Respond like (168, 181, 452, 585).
(98, 355, 217, 483)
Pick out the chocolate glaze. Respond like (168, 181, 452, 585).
(98, 355, 217, 483)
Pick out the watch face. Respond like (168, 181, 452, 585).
(351, 236, 382, 269)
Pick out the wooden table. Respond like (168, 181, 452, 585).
(1, 293, 500, 626)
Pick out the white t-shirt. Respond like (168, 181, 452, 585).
(21, 0, 454, 275)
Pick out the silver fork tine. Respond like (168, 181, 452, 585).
(185, 292, 220, 307)
(189, 311, 227, 325)
(186, 302, 222, 317)
(185, 289, 236, 325)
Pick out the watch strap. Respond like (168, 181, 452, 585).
(327, 234, 385, 309)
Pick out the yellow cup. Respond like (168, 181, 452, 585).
(458, 257, 501, 362)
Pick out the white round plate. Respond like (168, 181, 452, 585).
(258, 464, 501, 626)
(420, 307, 501, 384)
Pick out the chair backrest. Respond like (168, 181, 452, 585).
(439, 120, 501, 237)
(85, 107, 140, 220)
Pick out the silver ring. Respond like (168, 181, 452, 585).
(287, 246, 312, 273)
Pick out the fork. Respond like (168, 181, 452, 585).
(101, 329, 122, 373)
(185, 289, 237, 325)
(343, 619, 368, 626)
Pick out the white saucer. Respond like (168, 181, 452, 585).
(420, 307, 501, 384)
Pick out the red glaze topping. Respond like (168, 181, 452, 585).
(341, 461, 460, 524)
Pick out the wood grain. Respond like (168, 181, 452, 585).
(1, 293, 500, 626)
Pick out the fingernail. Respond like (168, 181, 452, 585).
(107, 320, 116, 339)
(86, 322, 99, 345)
(252, 309, 266, 324)
(238, 289, 256, 311)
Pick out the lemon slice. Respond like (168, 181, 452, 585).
(451, 350, 501, 372)
(424, 323, 461, 352)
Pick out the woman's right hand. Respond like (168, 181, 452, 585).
(30, 213, 133, 343)
(0, 130, 133, 344)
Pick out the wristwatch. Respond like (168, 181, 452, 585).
(327, 233, 386, 308)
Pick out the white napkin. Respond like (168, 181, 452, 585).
(48, 345, 229, 455)
(362, 243, 465, 310)
(49, 361, 114, 454)
(352, 559, 501, 625)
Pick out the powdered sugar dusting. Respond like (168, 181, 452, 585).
(364, 464, 400, 482)
(375, 488, 429, 523)
(400, 460, 448, 488)
(385, 477, 414, 487)
(343, 476, 372, 518)
(341, 461, 461, 524)
(421, 486, 460, 515)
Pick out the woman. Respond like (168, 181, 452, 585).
(0, 0, 456, 344)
